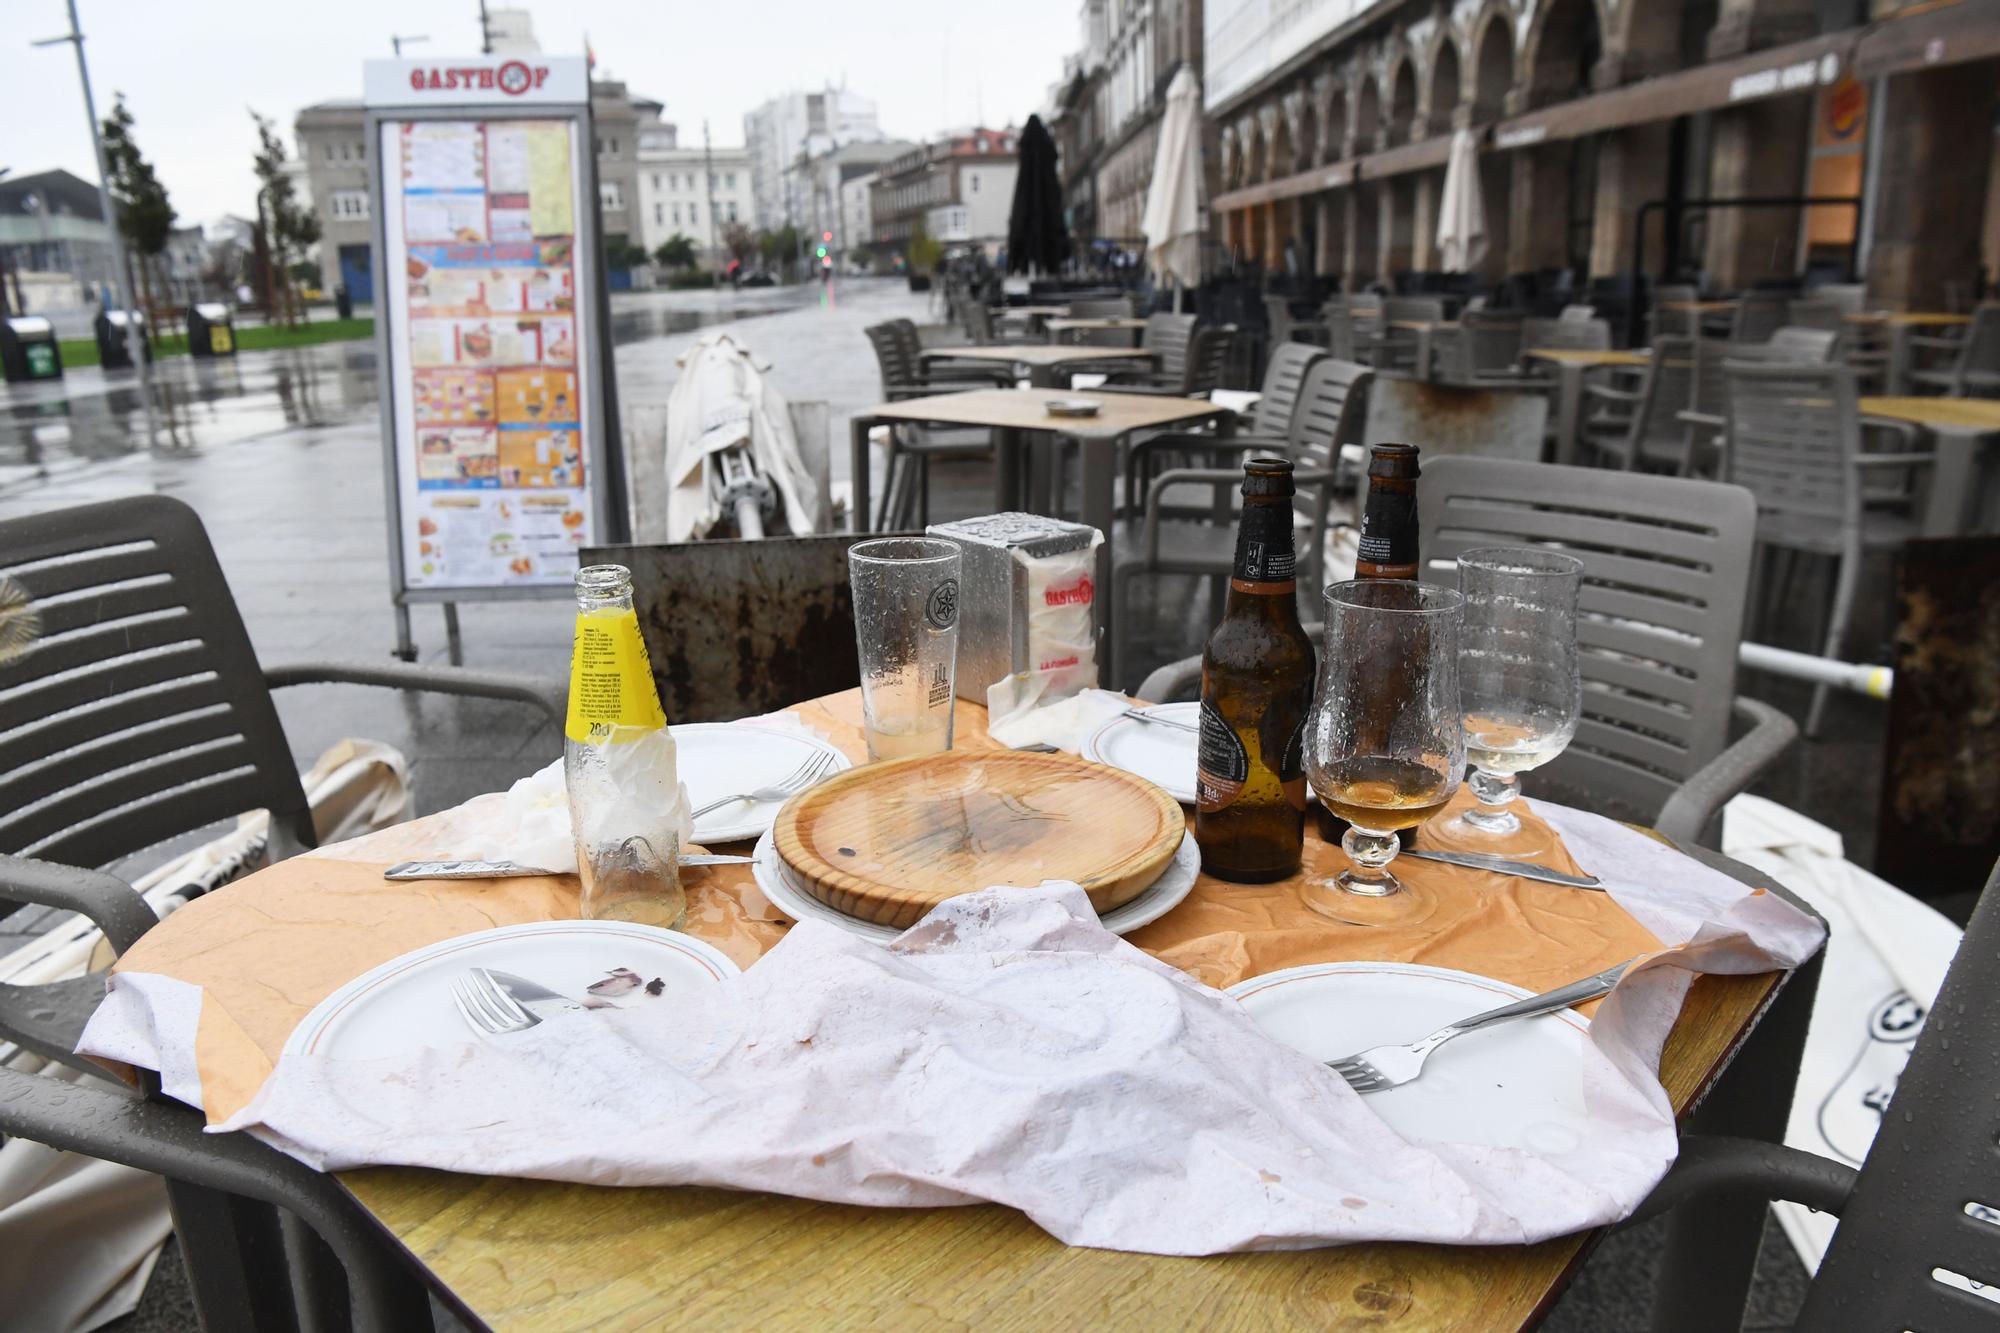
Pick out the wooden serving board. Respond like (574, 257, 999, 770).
(771, 751, 1185, 929)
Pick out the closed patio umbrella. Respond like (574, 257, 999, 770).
(1142, 64, 1203, 294)
(1436, 128, 1487, 274)
(1007, 115, 1069, 275)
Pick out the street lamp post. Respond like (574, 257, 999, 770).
(33, 0, 156, 447)
(391, 34, 430, 57)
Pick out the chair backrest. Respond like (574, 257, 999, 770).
(1610, 335, 1698, 469)
(1383, 296, 1446, 325)
(1724, 360, 1864, 531)
(0, 496, 314, 876)
(1522, 315, 1611, 352)
(1180, 325, 1236, 396)
(1784, 299, 1844, 334)
(1791, 857, 2000, 1330)
(1288, 358, 1374, 471)
(1652, 284, 1698, 339)
(1436, 309, 1524, 382)
(1068, 298, 1129, 320)
(1418, 457, 1756, 826)
(964, 301, 997, 345)
(584, 534, 887, 723)
(1247, 341, 1329, 437)
(1144, 312, 1198, 380)
(1729, 291, 1790, 344)
(1361, 382, 1547, 487)
(1766, 325, 1842, 361)
(864, 321, 918, 393)
(1804, 281, 1866, 315)
(1558, 304, 1597, 324)
(1952, 302, 2000, 387)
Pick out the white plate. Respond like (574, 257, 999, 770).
(752, 827, 1202, 944)
(674, 722, 852, 845)
(1227, 961, 1595, 1154)
(1080, 703, 1200, 804)
(283, 920, 740, 1060)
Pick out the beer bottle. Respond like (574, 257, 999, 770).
(1195, 457, 1317, 883)
(1355, 443, 1420, 580)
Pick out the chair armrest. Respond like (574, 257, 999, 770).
(1136, 653, 1202, 705)
(1654, 697, 1798, 846)
(1904, 333, 1963, 352)
(1853, 452, 1937, 468)
(1129, 432, 1280, 459)
(1626, 1133, 1855, 1227)
(1141, 468, 1244, 562)
(1583, 384, 1642, 405)
(1858, 417, 1924, 447)
(1676, 409, 1724, 430)
(265, 661, 566, 725)
(0, 854, 156, 955)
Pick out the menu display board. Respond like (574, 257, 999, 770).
(379, 114, 598, 591)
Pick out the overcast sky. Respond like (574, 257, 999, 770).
(1, 0, 1078, 225)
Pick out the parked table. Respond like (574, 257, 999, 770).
(1045, 316, 1148, 346)
(1861, 395, 2000, 536)
(1845, 312, 1972, 393)
(1525, 347, 1651, 465)
(850, 387, 1227, 678)
(919, 344, 1158, 389)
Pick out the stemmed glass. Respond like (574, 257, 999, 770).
(1303, 580, 1464, 927)
(1431, 548, 1582, 850)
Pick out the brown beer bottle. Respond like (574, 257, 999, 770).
(1195, 457, 1317, 883)
(1355, 444, 1420, 580)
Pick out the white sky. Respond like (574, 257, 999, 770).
(0, 0, 1077, 224)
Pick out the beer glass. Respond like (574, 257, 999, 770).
(848, 537, 961, 761)
(1304, 581, 1463, 926)
(1435, 548, 1582, 849)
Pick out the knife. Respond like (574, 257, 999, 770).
(1400, 847, 1603, 889)
(385, 855, 754, 880)
(483, 968, 589, 1019)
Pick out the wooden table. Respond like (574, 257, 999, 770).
(1861, 395, 2000, 536)
(990, 304, 1071, 335)
(1525, 348, 1652, 465)
(1045, 316, 1148, 346)
(1661, 301, 1737, 313)
(1845, 313, 1973, 393)
(849, 388, 1231, 678)
(321, 695, 1817, 1332)
(920, 344, 1157, 390)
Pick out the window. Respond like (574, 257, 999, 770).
(594, 137, 603, 155)
(971, 175, 979, 193)
(726, 172, 736, 189)
(652, 174, 661, 190)
(356, 142, 366, 161)
(600, 181, 624, 211)
(672, 205, 680, 225)
(727, 202, 738, 222)
(655, 203, 664, 225)
(324, 143, 336, 163)
(709, 173, 718, 189)
(330, 190, 369, 220)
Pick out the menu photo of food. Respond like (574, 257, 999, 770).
(413, 369, 496, 425)
(404, 193, 489, 245)
(416, 426, 499, 489)
(498, 427, 583, 488)
(495, 368, 577, 425)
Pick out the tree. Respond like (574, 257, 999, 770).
(721, 222, 756, 269)
(100, 94, 176, 327)
(251, 109, 319, 326)
(907, 216, 944, 275)
(605, 236, 652, 272)
(757, 224, 801, 275)
(654, 234, 698, 271)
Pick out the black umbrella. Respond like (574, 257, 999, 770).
(1007, 115, 1069, 276)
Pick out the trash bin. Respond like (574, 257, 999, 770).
(0, 316, 62, 383)
(187, 302, 237, 358)
(94, 309, 151, 370)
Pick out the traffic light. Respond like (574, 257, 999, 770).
(822, 231, 832, 242)
(815, 244, 828, 259)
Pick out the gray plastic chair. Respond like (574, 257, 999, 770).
(1727, 290, 1790, 344)
(1520, 314, 1611, 354)
(1581, 336, 1698, 474)
(1102, 312, 1197, 390)
(1723, 361, 1934, 736)
(1679, 327, 1842, 477)
(1262, 293, 1327, 349)
(1909, 302, 2000, 398)
(1430, 308, 1526, 386)
(1649, 283, 1699, 340)
(1375, 296, 1446, 375)
(1633, 855, 2000, 1331)
(1112, 358, 1371, 683)
(0, 494, 561, 1329)
(863, 320, 995, 528)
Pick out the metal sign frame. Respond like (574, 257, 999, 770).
(365, 73, 624, 660)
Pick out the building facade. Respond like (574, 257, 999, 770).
(0, 169, 118, 328)
(870, 128, 1021, 257)
(840, 170, 880, 266)
(744, 87, 888, 231)
(636, 141, 757, 263)
(1203, 0, 2000, 307)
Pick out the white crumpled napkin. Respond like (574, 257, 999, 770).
(458, 748, 691, 874)
(209, 875, 1817, 1255)
(986, 686, 1136, 751)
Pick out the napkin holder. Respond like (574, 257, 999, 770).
(927, 513, 1102, 707)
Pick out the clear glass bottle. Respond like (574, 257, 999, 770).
(563, 564, 687, 928)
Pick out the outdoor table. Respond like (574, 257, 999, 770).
(919, 344, 1158, 390)
(1388, 319, 1458, 380)
(990, 304, 1071, 335)
(1844, 312, 1972, 393)
(1045, 316, 1147, 346)
(1661, 301, 1737, 312)
(1524, 348, 1651, 465)
(124, 689, 1817, 1332)
(1860, 395, 2000, 536)
(848, 386, 1230, 678)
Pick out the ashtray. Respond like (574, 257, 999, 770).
(1045, 398, 1102, 418)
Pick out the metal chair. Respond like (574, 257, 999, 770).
(1632, 855, 2000, 1331)
(0, 494, 562, 1330)
(1112, 358, 1372, 681)
(1580, 336, 1698, 473)
(1724, 361, 1935, 736)
(863, 321, 994, 529)
(1909, 302, 2000, 398)
(1727, 290, 1790, 344)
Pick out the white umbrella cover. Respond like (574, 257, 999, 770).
(1436, 128, 1488, 274)
(1142, 65, 1204, 289)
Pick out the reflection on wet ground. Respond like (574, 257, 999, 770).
(0, 286, 816, 499)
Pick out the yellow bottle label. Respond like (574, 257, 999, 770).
(564, 607, 668, 744)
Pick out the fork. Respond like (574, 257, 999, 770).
(1325, 960, 1634, 1093)
(689, 750, 837, 820)
(449, 967, 539, 1037)
(1123, 707, 1199, 734)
